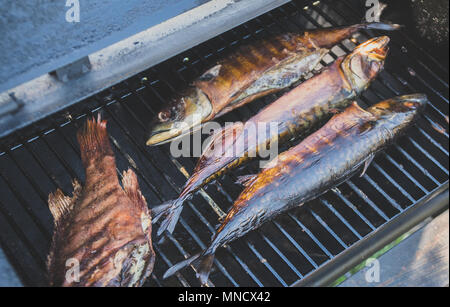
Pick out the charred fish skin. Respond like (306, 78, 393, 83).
(163, 94, 428, 285)
(47, 116, 155, 287)
(153, 36, 391, 237)
(147, 23, 401, 146)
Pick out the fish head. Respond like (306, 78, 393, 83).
(146, 87, 212, 146)
(342, 36, 390, 92)
(368, 93, 428, 133)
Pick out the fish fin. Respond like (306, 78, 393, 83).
(236, 174, 257, 187)
(76, 114, 114, 166)
(198, 64, 222, 82)
(163, 252, 215, 286)
(72, 179, 82, 197)
(156, 203, 184, 237)
(48, 189, 75, 226)
(163, 253, 202, 279)
(360, 154, 375, 177)
(359, 22, 403, 31)
(196, 253, 215, 286)
(121, 169, 147, 210)
(151, 200, 174, 224)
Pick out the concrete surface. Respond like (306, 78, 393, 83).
(340, 210, 449, 287)
(0, 248, 22, 287)
(0, 0, 210, 93)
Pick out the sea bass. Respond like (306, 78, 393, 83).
(163, 94, 428, 285)
(153, 36, 391, 236)
(147, 23, 400, 146)
(47, 116, 155, 287)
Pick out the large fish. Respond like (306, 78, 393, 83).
(146, 23, 400, 146)
(163, 94, 428, 285)
(47, 116, 155, 287)
(153, 36, 391, 236)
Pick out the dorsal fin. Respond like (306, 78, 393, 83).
(76, 114, 114, 167)
(121, 169, 148, 212)
(198, 64, 222, 82)
(48, 180, 81, 226)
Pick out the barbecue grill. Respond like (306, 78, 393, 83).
(0, 0, 448, 287)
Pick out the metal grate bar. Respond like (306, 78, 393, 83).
(330, 187, 377, 231)
(345, 181, 390, 221)
(320, 199, 363, 240)
(380, 152, 428, 194)
(260, 234, 304, 278)
(247, 242, 288, 286)
(308, 209, 349, 249)
(393, 146, 441, 186)
(288, 213, 334, 259)
(371, 163, 416, 203)
(272, 221, 319, 269)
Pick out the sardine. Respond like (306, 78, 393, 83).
(147, 23, 400, 146)
(47, 116, 155, 287)
(153, 36, 391, 237)
(163, 94, 428, 285)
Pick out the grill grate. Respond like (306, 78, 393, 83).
(0, 0, 448, 287)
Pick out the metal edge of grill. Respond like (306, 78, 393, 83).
(0, 0, 448, 287)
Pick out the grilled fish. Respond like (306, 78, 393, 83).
(47, 116, 155, 287)
(147, 23, 400, 146)
(153, 36, 391, 237)
(163, 94, 428, 285)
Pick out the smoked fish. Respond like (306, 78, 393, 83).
(153, 36, 391, 237)
(147, 23, 400, 146)
(47, 116, 155, 287)
(163, 94, 428, 285)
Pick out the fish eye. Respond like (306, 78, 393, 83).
(158, 110, 172, 122)
(403, 102, 418, 109)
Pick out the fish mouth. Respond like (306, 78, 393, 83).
(342, 36, 390, 91)
(146, 126, 183, 146)
(357, 36, 390, 60)
(389, 93, 428, 112)
(146, 88, 212, 146)
(392, 93, 428, 109)
(369, 94, 429, 117)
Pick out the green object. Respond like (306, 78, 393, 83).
(331, 227, 418, 287)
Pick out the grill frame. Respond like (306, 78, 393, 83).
(0, 0, 448, 287)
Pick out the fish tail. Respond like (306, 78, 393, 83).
(195, 253, 215, 286)
(76, 114, 114, 166)
(151, 200, 174, 224)
(157, 205, 184, 237)
(154, 195, 188, 237)
(163, 252, 215, 286)
(359, 22, 403, 31)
